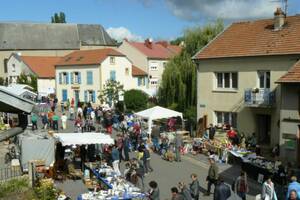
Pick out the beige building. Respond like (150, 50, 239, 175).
(118, 39, 181, 94)
(55, 48, 147, 105)
(6, 53, 61, 95)
(193, 9, 300, 161)
(0, 23, 115, 80)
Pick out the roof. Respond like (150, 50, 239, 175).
(194, 15, 300, 60)
(20, 55, 61, 78)
(56, 48, 124, 66)
(0, 23, 115, 50)
(132, 65, 147, 76)
(277, 60, 300, 83)
(128, 40, 180, 59)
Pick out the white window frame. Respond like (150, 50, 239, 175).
(214, 111, 237, 128)
(150, 62, 158, 71)
(88, 90, 93, 102)
(150, 78, 158, 85)
(215, 72, 238, 90)
(12, 64, 16, 72)
(62, 72, 68, 84)
(74, 71, 79, 84)
(257, 71, 270, 89)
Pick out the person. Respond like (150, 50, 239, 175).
(60, 101, 64, 112)
(247, 132, 257, 148)
(111, 145, 121, 176)
(52, 113, 60, 131)
(143, 145, 153, 174)
(272, 144, 280, 159)
(286, 176, 300, 200)
(69, 106, 74, 120)
(71, 98, 74, 108)
(77, 106, 83, 117)
(148, 181, 160, 200)
(124, 162, 131, 180)
(123, 134, 130, 161)
(190, 173, 200, 200)
(174, 133, 182, 162)
(178, 182, 193, 200)
(171, 187, 184, 200)
(117, 134, 124, 161)
(205, 157, 219, 196)
(208, 124, 216, 140)
(288, 190, 299, 200)
(214, 176, 231, 200)
(31, 113, 38, 131)
(261, 176, 277, 200)
(151, 125, 160, 152)
(61, 113, 68, 130)
(227, 127, 238, 145)
(66, 99, 70, 111)
(234, 171, 249, 200)
(41, 113, 48, 130)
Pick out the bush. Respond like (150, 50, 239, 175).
(124, 89, 148, 112)
(0, 177, 29, 198)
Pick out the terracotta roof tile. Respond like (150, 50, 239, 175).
(132, 65, 147, 76)
(128, 41, 180, 59)
(277, 60, 300, 83)
(56, 48, 124, 66)
(20, 56, 62, 78)
(194, 15, 300, 59)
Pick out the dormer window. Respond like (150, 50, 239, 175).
(110, 56, 115, 64)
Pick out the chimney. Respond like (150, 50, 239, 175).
(144, 38, 152, 49)
(274, 7, 285, 31)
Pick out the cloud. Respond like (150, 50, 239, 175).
(165, 0, 281, 22)
(106, 27, 144, 42)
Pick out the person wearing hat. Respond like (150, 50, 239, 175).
(205, 157, 219, 196)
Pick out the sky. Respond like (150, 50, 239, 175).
(0, 0, 300, 41)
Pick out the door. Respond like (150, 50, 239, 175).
(74, 90, 80, 107)
(256, 114, 271, 144)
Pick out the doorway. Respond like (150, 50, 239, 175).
(256, 114, 271, 144)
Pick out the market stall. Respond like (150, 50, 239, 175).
(135, 106, 183, 135)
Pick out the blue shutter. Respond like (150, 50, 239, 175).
(62, 90, 68, 101)
(244, 89, 251, 104)
(145, 77, 148, 86)
(138, 77, 141, 86)
(66, 72, 69, 84)
(78, 72, 81, 84)
(84, 90, 88, 103)
(92, 91, 96, 103)
(70, 72, 74, 84)
(87, 71, 93, 85)
(110, 70, 116, 81)
(59, 73, 62, 84)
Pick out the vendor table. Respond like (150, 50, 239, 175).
(241, 161, 273, 182)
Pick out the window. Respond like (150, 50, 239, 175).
(215, 111, 237, 128)
(138, 77, 146, 86)
(150, 78, 158, 85)
(12, 64, 16, 72)
(258, 71, 270, 89)
(110, 56, 115, 64)
(84, 90, 96, 103)
(87, 71, 93, 85)
(59, 72, 69, 84)
(125, 68, 129, 75)
(215, 72, 238, 89)
(71, 72, 81, 84)
(150, 62, 158, 71)
(163, 62, 167, 69)
(110, 70, 116, 81)
(4, 58, 8, 73)
(62, 89, 68, 102)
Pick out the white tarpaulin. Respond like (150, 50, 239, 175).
(135, 106, 183, 135)
(53, 133, 114, 146)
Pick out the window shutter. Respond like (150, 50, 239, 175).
(145, 77, 148, 86)
(66, 72, 69, 84)
(59, 73, 62, 84)
(78, 72, 81, 84)
(110, 70, 116, 81)
(62, 90, 68, 101)
(87, 71, 93, 85)
(138, 78, 141, 86)
(84, 90, 88, 103)
(92, 91, 96, 103)
(70, 72, 74, 84)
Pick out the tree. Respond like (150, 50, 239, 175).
(158, 20, 224, 129)
(98, 80, 124, 106)
(17, 73, 38, 92)
(124, 89, 149, 112)
(51, 12, 66, 23)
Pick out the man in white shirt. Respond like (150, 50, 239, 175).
(61, 113, 68, 130)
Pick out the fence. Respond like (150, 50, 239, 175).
(0, 166, 22, 182)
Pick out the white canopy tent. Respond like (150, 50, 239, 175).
(135, 106, 183, 135)
(53, 133, 114, 146)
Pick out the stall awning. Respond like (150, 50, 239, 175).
(53, 133, 114, 146)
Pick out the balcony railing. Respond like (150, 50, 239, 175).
(244, 88, 275, 107)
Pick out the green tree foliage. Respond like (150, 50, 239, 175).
(17, 73, 38, 92)
(124, 89, 149, 112)
(51, 12, 66, 23)
(158, 20, 224, 126)
(98, 80, 124, 105)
